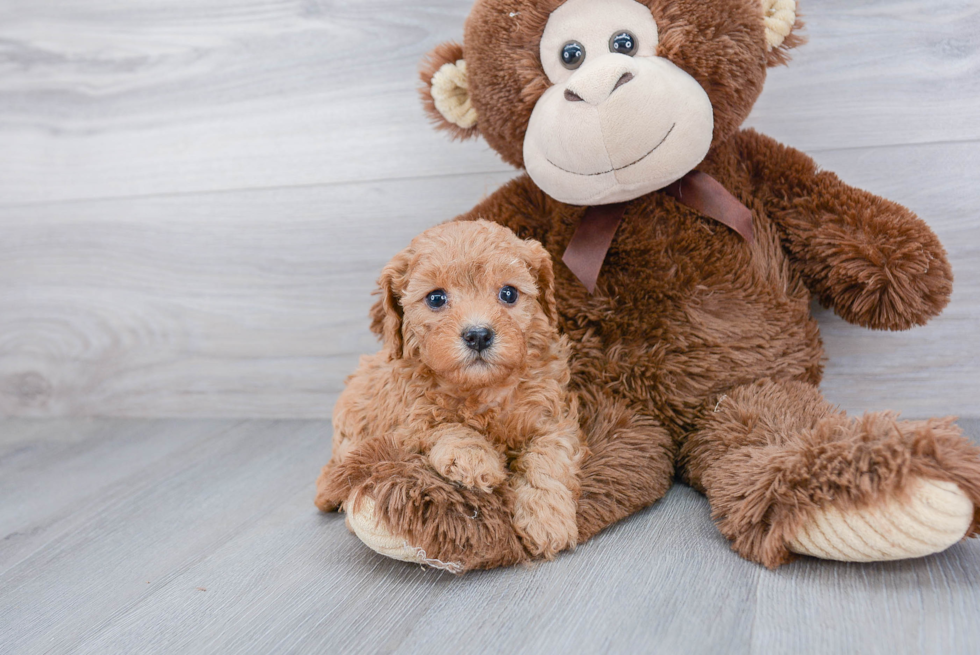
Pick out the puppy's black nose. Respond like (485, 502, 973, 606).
(462, 327, 494, 353)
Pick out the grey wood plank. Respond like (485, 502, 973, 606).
(745, 0, 980, 153)
(751, 550, 980, 655)
(0, 418, 240, 573)
(3, 419, 977, 654)
(0, 419, 328, 655)
(0, 0, 508, 206)
(1, 140, 976, 419)
(69, 488, 457, 655)
(0, 0, 976, 206)
(0, 169, 514, 418)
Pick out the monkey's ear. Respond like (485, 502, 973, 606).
(521, 239, 559, 328)
(419, 42, 479, 139)
(762, 0, 805, 67)
(369, 248, 412, 359)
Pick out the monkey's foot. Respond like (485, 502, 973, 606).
(788, 478, 973, 562)
(345, 495, 464, 573)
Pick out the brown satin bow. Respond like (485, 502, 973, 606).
(561, 170, 754, 294)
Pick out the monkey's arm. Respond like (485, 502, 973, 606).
(735, 129, 952, 331)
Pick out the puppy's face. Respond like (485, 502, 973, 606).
(373, 220, 557, 391)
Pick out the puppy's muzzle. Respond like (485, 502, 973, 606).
(462, 326, 494, 353)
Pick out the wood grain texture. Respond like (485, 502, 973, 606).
(0, 144, 976, 418)
(0, 172, 514, 417)
(0, 0, 976, 206)
(0, 0, 978, 419)
(1, 418, 979, 654)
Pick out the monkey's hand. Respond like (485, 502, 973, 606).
(739, 129, 952, 330)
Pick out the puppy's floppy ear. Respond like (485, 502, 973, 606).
(369, 248, 412, 359)
(419, 41, 479, 140)
(762, 0, 805, 67)
(521, 239, 559, 327)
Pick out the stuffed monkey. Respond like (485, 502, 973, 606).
(325, 0, 980, 570)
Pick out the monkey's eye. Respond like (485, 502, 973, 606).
(498, 286, 519, 305)
(561, 41, 585, 70)
(609, 31, 637, 56)
(425, 289, 447, 309)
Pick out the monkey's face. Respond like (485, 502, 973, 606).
(523, 0, 713, 205)
(421, 0, 800, 205)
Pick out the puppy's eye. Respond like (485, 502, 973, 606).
(498, 286, 519, 305)
(561, 41, 585, 70)
(425, 289, 447, 309)
(609, 31, 637, 56)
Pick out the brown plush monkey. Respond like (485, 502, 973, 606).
(326, 0, 980, 570)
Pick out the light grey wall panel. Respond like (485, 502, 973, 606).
(0, 1, 976, 207)
(0, 172, 515, 417)
(2, 141, 975, 418)
(0, 0, 977, 418)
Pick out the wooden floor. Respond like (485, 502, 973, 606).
(3, 0, 980, 653)
(1, 418, 979, 654)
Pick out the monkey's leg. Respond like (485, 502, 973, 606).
(680, 378, 980, 568)
(574, 383, 677, 543)
(323, 434, 527, 572)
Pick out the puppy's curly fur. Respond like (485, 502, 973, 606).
(316, 220, 585, 559)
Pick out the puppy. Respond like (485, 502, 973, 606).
(315, 219, 584, 559)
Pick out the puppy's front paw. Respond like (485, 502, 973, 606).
(511, 479, 578, 559)
(428, 440, 507, 493)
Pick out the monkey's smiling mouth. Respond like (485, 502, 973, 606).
(545, 123, 676, 177)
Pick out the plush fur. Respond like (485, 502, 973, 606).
(316, 220, 585, 563)
(681, 379, 980, 567)
(336, 0, 980, 569)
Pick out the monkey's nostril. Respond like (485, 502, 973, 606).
(612, 72, 634, 93)
(462, 327, 494, 353)
(564, 88, 584, 102)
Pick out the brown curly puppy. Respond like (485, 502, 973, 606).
(316, 219, 584, 562)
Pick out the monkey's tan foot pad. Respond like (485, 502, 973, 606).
(788, 478, 973, 562)
(345, 496, 464, 573)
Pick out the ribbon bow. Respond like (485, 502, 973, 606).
(561, 171, 754, 294)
